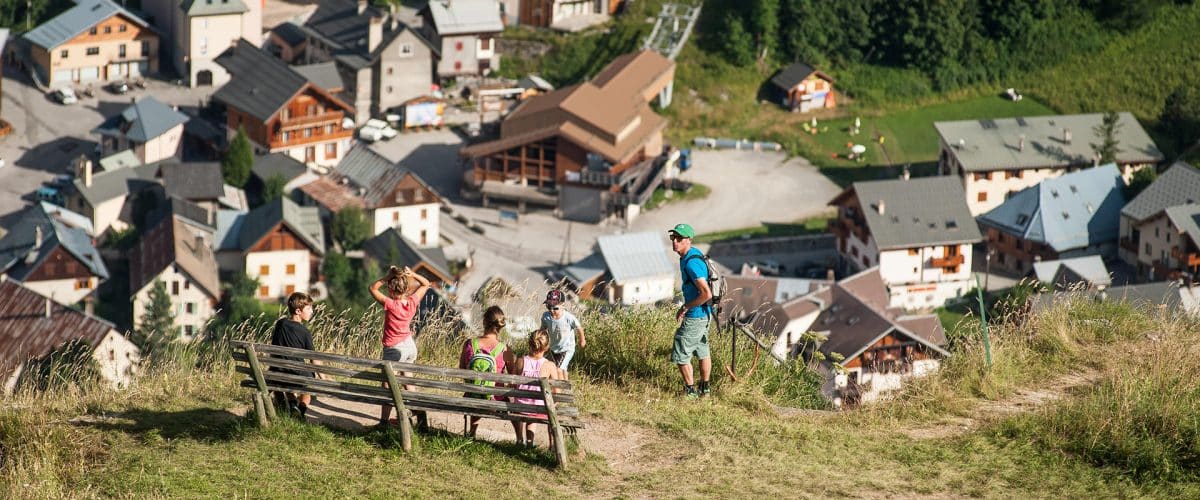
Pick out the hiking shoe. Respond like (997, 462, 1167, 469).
(698, 384, 711, 398)
(685, 386, 699, 400)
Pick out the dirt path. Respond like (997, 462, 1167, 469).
(899, 369, 1102, 440)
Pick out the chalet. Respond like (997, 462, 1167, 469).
(769, 267, 949, 407)
(159, 160, 226, 224)
(0, 203, 109, 306)
(559, 232, 673, 305)
(829, 176, 981, 309)
(92, 96, 190, 164)
(141, 0, 263, 87)
(517, 0, 623, 30)
(1032, 255, 1112, 291)
(420, 0, 502, 78)
(213, 40, 356, 167)
(362, 228, 453, 285)
(767, 62, 836, 112)
(977, 164, 1126, 275)
(934, 113, 1163, 215)
(129, 206, 220, 339)
(1118, 162, 1200, 280)
(298, 145, 441, 245)
(68, 160, 159, 237)
(20, 0, 159, 85)
(0, 278, 140, 392)
(291, 0, 440, 125)
(214, 197, 325, 299)
(267, 22, 309, 63)
(461, 50, 675, 223)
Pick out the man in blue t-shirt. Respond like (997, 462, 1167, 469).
(669, 223, 713, 399)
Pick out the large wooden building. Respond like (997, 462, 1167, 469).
(21, 0, 159, 85)
(461, 50, 675, 223)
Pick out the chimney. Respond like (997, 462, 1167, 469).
(368, 15, 383, 53)
(826, 268, 835, 282)
(84, 297, 94, 316)
(34, 225, 43, 250)
(389, 3, 399, 30)
(1018, 134, 1025, 152)
(357, 0, 367, 14)
(876, 199, 886, 215)
(83, 159, 93, 187)
(1063, 128, 1072, 144)
(44, 295, 51, 318)
(194, 234, 205, 253)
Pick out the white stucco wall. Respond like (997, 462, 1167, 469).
(962, 168, 1064, 216)
(142, 123, 185, 164)
(131, 266, 217, 340)
(878, 245, 973, 309)
(823, 359, 941, 406)
(769, 310, 821, 362)
(23, 277, 97, 305)
(91, 196, 128, 238)
(279, 138, 349, 168)
(616, 275, 674, 305)
(185, 14, 246, 87)
(92, 330, 141, 389)
(245, 249, 312, 299)
(371, 203, 440, 246)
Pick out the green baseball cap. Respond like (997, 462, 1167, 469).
(668, 223, 695, 238)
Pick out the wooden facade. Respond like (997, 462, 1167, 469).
(226, 86, 352, 155)
(843, 331, 938, 372)
(470, 135, 649, 193)
(248, 224, 322, 280)
(32, 11, 159, 84)
(24, 246, 95, 282)
(380, 174, 441, 209)
(986, 227, 1058, 274)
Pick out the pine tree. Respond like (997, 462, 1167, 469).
(1163, 85, 1200, 153)
(262, 174, 288, 204)
(1091, 111, 1123, 165)
(136, 280, 178, 359)
(332, 206, 371, 251)
(722, 12, 755, 66)
(222, 126, 254, 188)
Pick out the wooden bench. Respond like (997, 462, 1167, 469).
(231, 341, 584, 467)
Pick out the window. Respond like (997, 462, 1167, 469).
(420, 230, 427, 245)
(109, 350, 115, 361)
(454, 61, 462, 70)
(118, 44, 126, 58)
(387, 67, 394, 75)
(455, 41, 464, 51)
(393, 211, 399, 222)
(141, 40, 150, 56)
(86, 47, 100, 56)
(104, 26, 111, 34)
(479, 38, 491, 51)
(908, 248, 919, 256)
(172, 281, 180, 295)
(1155, 227, 1160, 238)
(977, 192, 987, 202)
(259, 285, 270, 297)
(326, 124, 334, 134)
(862, 255, 869, 267)
(74, 279, 91, 290)
(60, 49, 68, 58)
(1145, 243, 1151, 256)
(185, 303, 194, 314)
(420, 208, 428, 220)
(284, 284, 297, 295)
(387, 86, 393, 94)
(199, 37, 207, 56)
(304, 128, 312, 138)
(282, 131, 290, 142)
(260, 265, 270, 276)
(184, 281, 190, 290)
(286, 264, 296, 275)
(399, 44, 413, 57)
(119, 24, 126, 32)
(851, 246, 859, 257)
(184, 325, 194, 336)
(325, 142, 337, 159)
(89, 27, 97, 35)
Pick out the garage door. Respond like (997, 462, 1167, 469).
(52, 69, 72, 84)
(79, 66, 100, 81)
(132, 61, 146, 77)
(107, 63, 122, 79)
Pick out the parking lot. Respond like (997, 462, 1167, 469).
(0, 66, 216, 223)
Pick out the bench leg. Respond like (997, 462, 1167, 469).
(262, 391, 277, 421)
(252, 392, 270, 428)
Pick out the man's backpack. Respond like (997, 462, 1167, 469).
(683, 251, 727, 308)
(468, 338, 505, 387)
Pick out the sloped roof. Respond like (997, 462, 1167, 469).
(978, 164, 1125, 252)
(304, 0, 386, 50)
(596, 231, 675, 283)
(301, 146, 440, 210)
(214, 40, 324, 122)
(426, 0, 502, 35)
(159, 161, 225, 201)
(233, 197, 325, 255)
(362, 228, 452, 283)
(71, 161, 159, 207)
(562, 252, 606, 286)
(0, 279, 123, 378)
(92, 96, 190, 143)
(1032, 255, 1111, 288)
(183, 0, 248, 17)
(294, 62, 345, 92)
(0, 204, 109, 281)
(40, 202, 94, 235)
(252, 153, 308, 183)
(1121, 162, 1200, 223)
(298, 177, 365, 212)
(129, 214, 220, 298)
(272, 21, 308, 46)
(1165, 203, 1200, 248)
(832, 176, 981, 250)
(98, 149, 141, 172)
(934, 112, 1163, 172)
(518, 75, 554, 92)
(23, 0, 151, 50)
(768, 62, 831, 90)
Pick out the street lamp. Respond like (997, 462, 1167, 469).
(983, 248, 994, 292)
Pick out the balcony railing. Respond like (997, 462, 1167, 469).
(1170, 247, 1200, 268)
(1119, 236, 1138, 253)
(280, 112, 344, 130)
(930, 254, 965, 268)
(268, 129, 353, 150)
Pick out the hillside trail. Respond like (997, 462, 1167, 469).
(897, 368, 1102, 440)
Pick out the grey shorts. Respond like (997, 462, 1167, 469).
(672, 317, 710, 365)
(382, 337, 418, 363)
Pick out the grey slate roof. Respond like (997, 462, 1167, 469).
(934, 112, 1163, 172)
(71, 162, 160, 207)
(1121, 162, 1200, 223)
(836, 176, 981, 250)
(294, 62, 345, 92)
(222, 197, 324, 255)
(334, 145, 439, 208)
(562, 252, 606, 286)
(23, 0, 151, 50)
(596, 231, 675, 283)
(1033, 255, 1111, 288)
(0, 204, 109, 281)
(426, 0, 503, 35)
(98, 149, 141, 172)
(92, 96, 190, 143)
(1165, 204, 1200, 248)
(769, 62, 826, 90)
(183, 0, 248, 17)
(362, 228, 452, 281)
(214, 40, 311, 122)
(159, 161, 225, 201)
(301, 0, 437, 70)
(978, 164, 1125, 252)
(518, 75, 554, 92)
(272, 21, 308, 46)
(252, 153, 308, 183)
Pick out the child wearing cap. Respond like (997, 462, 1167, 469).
(540, 289, 585, 379)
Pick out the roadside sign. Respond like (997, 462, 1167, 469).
(499, 209, 519, 223)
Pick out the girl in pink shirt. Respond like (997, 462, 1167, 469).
(511, 328, 561, 447)
(370, 266, 431, 426)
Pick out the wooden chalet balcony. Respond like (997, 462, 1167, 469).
(930, 254, 965, 268)
(1170, 247, 1200, 268)
(1119, 236, 1138, 253)
(280, 112, 344, 130)
(268, 130, 352, 150)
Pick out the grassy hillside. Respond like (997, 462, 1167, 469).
(4, 292, 1200, 497)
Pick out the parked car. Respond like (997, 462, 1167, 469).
(365, 118, 397, 140)
(53, 88, 78, 105)
(35, 186, 63, 205)
(800, 265, 828, 279)
(107, 79, 129, 94)
(358, 125, 384, 142)
(752, 259, 783, 276)
(50, 174, 73, 187)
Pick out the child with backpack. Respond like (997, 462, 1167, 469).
(459, 305, 510, 438)
(370, 265, 431, 427)
(510, 328, 562, 447)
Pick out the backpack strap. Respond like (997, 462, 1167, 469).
(682, 252, 706, 283)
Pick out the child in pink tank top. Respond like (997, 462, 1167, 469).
(369, 266, 432, 427)
(511, 328, 561, 447)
